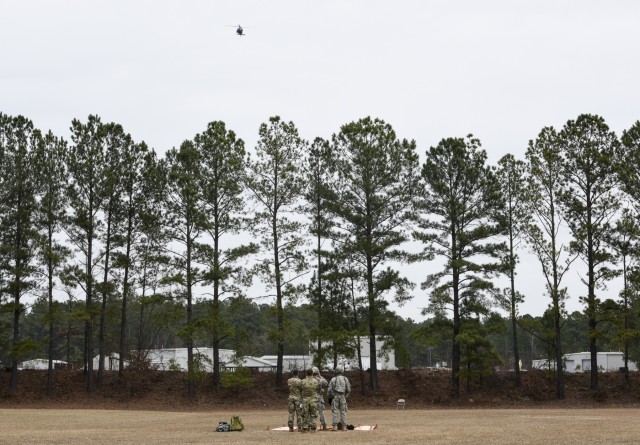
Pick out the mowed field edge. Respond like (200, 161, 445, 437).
(2, 408, 640, 445)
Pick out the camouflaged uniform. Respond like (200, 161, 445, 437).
(287, 374, 303, 431)
(313, 370, 328, 429)
(300, 373, 319, 431)
(329, 369, 350, 431)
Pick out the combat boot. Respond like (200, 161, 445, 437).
(288, 426, 293, 432)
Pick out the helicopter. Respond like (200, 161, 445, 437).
(226, 24, 248, 36)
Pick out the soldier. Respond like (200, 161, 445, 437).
(287, 368, 302, 432)
(329, 366, 351, 431)
(300, 368, 319, 432)
(312, 366, 328, 430)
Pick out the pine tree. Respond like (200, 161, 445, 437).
(302, 137, 335, 367)
(66, 115, 110, 393)
(525, 126, 575, 399)
(328, 117, 420, 391)
(605, 210, 639, 388)
(494, 154, 528, 386)
(618, 121, 640, 387)
(194, 121, 257, 389)
(416, 135, 503, 397)
(164, 141, 207, 396)
(244, 116, 307, 388)
(0, 114, 40, 393)
(113, 142, 157, 376)
(130, 151, 169, 354)
(96, 123, 130, 386)
(558, 114, 622, 390)
(33, 130, 70, 396)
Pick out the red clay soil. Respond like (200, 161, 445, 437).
(1, 368, 640, 410)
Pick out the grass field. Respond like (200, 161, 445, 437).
(2, 408, 640, 444)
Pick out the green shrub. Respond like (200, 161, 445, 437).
(220, 367, 254, 390)
(168, 359, 182, 371)
(187, 353, 211, 382)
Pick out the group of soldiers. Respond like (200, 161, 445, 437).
(287, 365, 351, 432)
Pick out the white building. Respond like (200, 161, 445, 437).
(92, 353, 125, 370)
(532, 351, 637, 373)
(260, 355, 314, 372)
(146, 347, 235, 371)
(19, 359, 68, 370)
(88, 342, 397, 374)
(360, 336, 397, 370)
(313, 336, 397, 371)
(225, 356, 276, 372)
(89, 349, 275, 373)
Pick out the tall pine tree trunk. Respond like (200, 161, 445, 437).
(47, 223, 55, 396)
(212, 225, 221, 390)
(509, 231, 521, 386)
(98, 207, 114, 386)
(366, 252, 378, 391)
(119, 201, 134, 377)
(273, 211, 284, 388)
(86, 222, 95, 394)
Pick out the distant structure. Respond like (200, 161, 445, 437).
(145, 348, 233, 371)
(312, 336, 397, 371)
(532, 351, 637, 373)
(18, 359, 69, 370)
(259, 355, 313, 372)
(92, 353, 124, 371)
(22, 340, 396, 374)
(143, 348, 278, 372)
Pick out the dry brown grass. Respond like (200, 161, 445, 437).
(2, 408, 640, 445)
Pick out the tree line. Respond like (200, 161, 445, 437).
(1, 112, 639, 399)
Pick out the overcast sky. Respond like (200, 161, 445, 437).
(2, 1, 639, 320)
